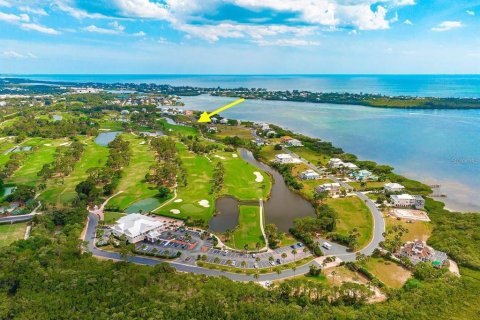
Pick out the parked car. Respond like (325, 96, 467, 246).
(276, 258, 281, 265)
(322, 242, 332, 250)
(297, 242, 303, 247)
(254, 263, 258, 269)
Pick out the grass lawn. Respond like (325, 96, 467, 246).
(327, 196, 373, 249)
(7, 138, 65, 187)
(350, 181, 386, 191)
(0, 222, 27, 247)
(226, 205, 265, 250)
(325, 265, 367, 286)
(40, 137, 109, 206)
(103, 211, 125, 224)
(157, 143, 214, 221)
(0, 137, 16, 167)
(107, 134, 159, 210)
(158, 119, 198, 137)
(218, 150, 271, 201)
(214, 125, 253, 140)
(363, 257, 411, 288)
(385, 216, 433, 242)
(258, 145, 282, 162)
(288, 146, 330, 166)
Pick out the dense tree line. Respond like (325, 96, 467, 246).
(38, 141, 85, 180)
(211, 162, 225, 193)
(146, 137, 179, 191)
(0, 152, 26, 179)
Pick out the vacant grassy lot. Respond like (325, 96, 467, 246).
(350, 181, 386, 191)
(0, 222, 27, 247)
(288, 146, 330, 166)
(226, 205, 265, 250)
(214, 125, 253, 140)
(219, 150, 271, 201)
(157, 143, 214, 221)
(40, 138, 109, 206)
(258, 145, 282, 162)
(107, 134, 159, 210)
(327, 196, 373, 249)
(364, 257, 411, 288)
(386, 216, 433, 242)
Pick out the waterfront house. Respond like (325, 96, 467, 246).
(328, 158, 344, 168)
(111, 214, 164, 243)
(252, 138, 265, 146)
(390, 194, 425, 209)
(299, 170, 320, 180)
(315, 183, 341, 194)
(219, 118, 229, 124)
(384, 182, 405, 193)
(285, 138, 303, 147)
(275, 153, 294, 164)
(350, 169, 378, 181)
(342, 162, 358, 170)
(266, 130, 277, 138)
(397, 240, 448, 266)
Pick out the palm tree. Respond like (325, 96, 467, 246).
(281, 252, 287, 262)
(255, 241, 261, 252)
(275, 267, 281, 280)
(291, 249, 297, 262)
(268, 256, 274, 265)
(241, 260, 247, 268)
(244, 244, 249, 254)
(292, 266, 297, 278)
(253, 273, 259, 281)
(214, 257, 220, 264)
(331, 270, 337, 284)
(302, 247, 309, 255)
(226, 259, 232, 266)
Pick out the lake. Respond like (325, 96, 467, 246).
(94, 131, 121, 146)
(180, 95, 480, 213)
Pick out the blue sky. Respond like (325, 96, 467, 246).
(0, 0, 479, 74)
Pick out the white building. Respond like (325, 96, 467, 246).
(299, 169, 320, 180)
(275, 153, 294, 164)
(315, 183, 341, 194)
(342, 162, 358, 170)
(328, 158, 344, 168)
(391, 194, 425, 209)
(384, 182, 405, 193)
(285, 138, 303, 147)
(111, 214, 164, 243)
(219, 118, 229, 124)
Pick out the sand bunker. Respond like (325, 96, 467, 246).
(43, 143, 52, 146)
(198, 200, 210, 208)
(232, 154, 238, 158)
(214, 155, 226, 160)
(174, 199, 183, 203)
(254, 172, 264, 182)
(59, 142, 71, 146)
(170, 209, 180, 214)
(139, 141, 146, 145)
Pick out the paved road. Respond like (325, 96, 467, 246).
(85, 213, 319, 282)
(0, 214, 35, 224)
(282, 148, 385, 261)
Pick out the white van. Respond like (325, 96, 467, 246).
(322, 242, 332, 250)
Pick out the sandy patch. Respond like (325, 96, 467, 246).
(232, 154, 238, 158)
(254, 171, 264, 182)
(174, 199, 183, 203)
(214, 155, 226, 160)
(139, 141, 146, 145)
(99, 129, 111, 131)
(59, 142, 71, 146)
(198, 200, 210, 208)
(43, 143, 52, 146)
(170, 209, 180, 214)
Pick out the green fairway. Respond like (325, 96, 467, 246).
(0, 222, 27, 247)
(7, 138, 65, 186)
(40, 138, 109, 205)
(326, 196, 373, 249)
(159, 118, 198, 136)
(227, 205, 265, 250)
(217, 150, 270, 201)
(157, 143, 214, 221)
(107, 134, 160, 210)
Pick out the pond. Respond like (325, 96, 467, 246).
(94, 131, 122, 146)
(125, 198, 162, 214)
(209, 149, 315, 233)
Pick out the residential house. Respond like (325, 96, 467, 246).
(111, 214, 164, 243)
(328, 158, 344, 168)
(342, 162, 358, 170)
(384, 182, 405, 193)
(315, 183, 341, 194)
(398, 240, 448, 266)
(285, 138, 303, 147)
(219, 118, 229, 124)
(275, 153, 294, 164)
(299, 170, 320, 180)
(390, 194, 425, 209)
(350, 169, 378, 181)
(266, 130, 277, 138)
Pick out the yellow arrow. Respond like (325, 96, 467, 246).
(198, 98, 245, 123)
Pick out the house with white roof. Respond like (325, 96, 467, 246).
(342, 162, 358, 170)
(285, 138, 303, 147)
(315, 183, 341, 194)
(328, 158, 344, 168)
(299, 169, 320, 180)
(275, 153, 294, 164)
(111, 214, 164, 243)
(384, 182, 405, 193)
(391, 194, 425, 209)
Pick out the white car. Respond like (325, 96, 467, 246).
(322, 242, 332, 250)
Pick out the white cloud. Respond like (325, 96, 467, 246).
(83, 25, 122, 35)
(466, 10, 475, 16)
(133, 31, 146, 37)
(0, 0, 11, 7)
(404, 19, 412, 25)
(0, 11, 29, 23)
(52, 0, 108, 19)
(113, 0, 174, 21)
(19, 6, 48, 16)
(2, 50, 37, 59)
(21, 23, 61, 34)
(254, 38, 320, 46)
(431, 21, 462, 32)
